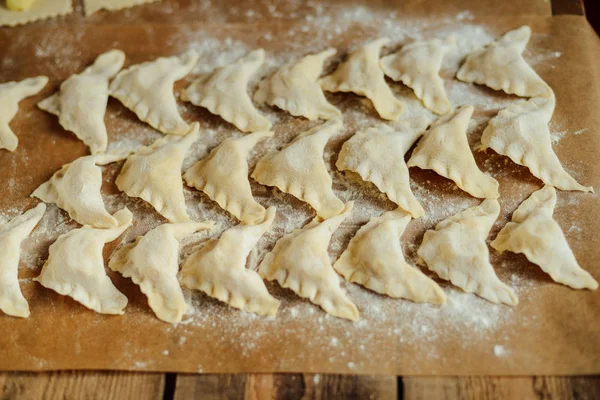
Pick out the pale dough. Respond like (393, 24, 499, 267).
(38, 50, 125, 154)
(182, 49, 271, 133)
(408, 105, 500, 199)
(184, 130, 273, 225)
(334, 208, 446, 304)
(258, 202, 359, 321)
(110, 50, 200, 135)
(116, 123, 200, 223)
(381, 36, 455, 115)
(319, 38, 403, 121)
(252, 118, 345, 219)
(254, 48, 341, 121)
(179, 207, 280, 316)
(84, 0, 161, 15)
(33, 150, 133, 228)
(0, 0, 72, 27)
(0, 76, 48, 151)
(480, 96, 592, 192)
(0, 203, 46, 318)
(109, 221, 214, 323)
(34, 208, 133, 315)
(336, 123, 425, 218)
(457, 25, 553, 98)
(418, 199, 518, 306)
(492, 186, 598, 290)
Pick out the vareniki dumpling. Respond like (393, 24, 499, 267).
(334, 208, 446, 304)
(254, 48, 341, 121)
(35, 208, 133, 315)
(258, 202, 359, 321)
(38, 50, 125, 154)
(492, 186, 598, 290)
(319, 38, 403, 121)
(180, 207, 280, 316)
(109, 220, 214, 323)
(252, 118, 345, 219)
(0, 204, 46, 318)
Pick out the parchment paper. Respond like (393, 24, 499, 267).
(0, 1, 598, 375)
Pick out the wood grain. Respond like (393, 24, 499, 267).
(0, 371, 165, 400)
(174, 374, 397, 399)
(403, 376, 600, 400)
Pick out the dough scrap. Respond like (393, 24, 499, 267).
(110, 50, 199, 135)
(109, 220, 214, 323)
(184, 130, 272, 224)
(0, 76, 48, 151)
(116, 123, 200, 222)
(252, 118, 344, 219)
(32, 150, 133, 229)
(319, 38, 403, 121)
(0, 203, 46, 318)
(254, 48, 341, 121)
(457, 26, 552, 98)
(408, 105, 500, 199)
(492, 186, 598, 290)
(0, 0, 72, 27)
(38, 50, 125, 154)
(84, 0, 161, 15)
(34, 208, 133, 315)
(381, 36, 455, 115)
(258, 202, 359, 321)
(418, 199, 518, 306)
(179, 207, 280, 316)
(334, 208, 446, 304)
(480, 96, 592, 192)
(336, 123, 425, 218)
(182, 49, 271, 133)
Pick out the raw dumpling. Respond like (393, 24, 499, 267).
(319, 38, 403, 121)
(254, 48, 341, 121)
(408, 105, 500, 199)
(252, 118, 345, 219)
(457, 26, 552, 99)
(179, 207, 280, 316)
(0, 76, 48, 151)
(184, 130, 272, 224)
(182, 49, 271, 133)
(110, 50, 199, 135)
(0, 203, 46, 318)
(258, 202, 359, 321)
(381, 36, 454, 115)
(83, 0, 161, 15)
(32, 150, 131, 228)
(417, 199, 518, 306)
(336, 123, 425, 218)
(109, 220, 214, 323)
(480, 96, 592, 192)
(492, 186, 598, 290)
(35, 208, 133, 315)
(116, 124, 199, 222)
(334, 208, 446, 304)
(38, 50, 125, 154)
(0, 0, 72, 27)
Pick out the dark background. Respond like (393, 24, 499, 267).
(584, 0, 599, 33)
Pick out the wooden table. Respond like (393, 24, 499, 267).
(1, 0, 599, 398)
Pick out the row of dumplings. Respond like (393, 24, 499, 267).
(1, 182, 597, 323)
(0, 25, 597, 322)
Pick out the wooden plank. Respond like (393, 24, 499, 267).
(551, 0, 585, 15)
(174, 374, 397, 399)
(0, 371, 165, 400)
(402, 376, 600, 400)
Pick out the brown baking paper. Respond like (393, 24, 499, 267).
(0, 1, 598, 375)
